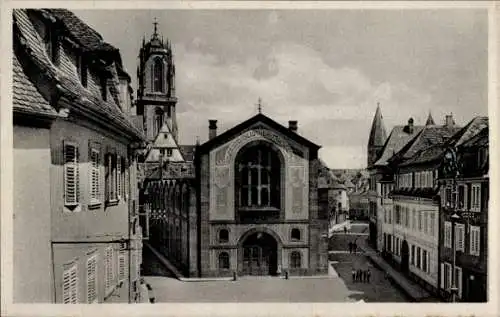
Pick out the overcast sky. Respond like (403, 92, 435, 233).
(74, 9, 488, 169)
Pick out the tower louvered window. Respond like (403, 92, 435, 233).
(153, 57, 164, 92)
(62, 264, 78, 304)
(64, 142, 79, 206)
(90, 148, 100, 203)
(86, 254, 98, 303)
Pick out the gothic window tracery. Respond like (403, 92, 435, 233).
(235, 143, 281, 209)
(154, 108, 164, 136)
(153, 57, 164, 92)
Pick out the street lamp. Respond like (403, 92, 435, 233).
(443, 146, 460, 303)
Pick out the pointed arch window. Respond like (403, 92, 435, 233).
(153, 57, 164, 92)
(154, 108, 164, 136)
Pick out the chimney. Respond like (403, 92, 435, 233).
(209, 120, 217, 140)
(288, 120, 298, 132)
(404, 117, 414, 134)
(445, 114, 455, 128)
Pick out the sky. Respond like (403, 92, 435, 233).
(74, 9, 488, 169)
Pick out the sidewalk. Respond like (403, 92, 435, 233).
(358, 243, 437, 302)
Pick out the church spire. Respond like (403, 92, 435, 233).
(367, 102, 388, 167)
(368, 102, 387, 147)
(425, 111, 436, 126)
(152, 17, 159, 39)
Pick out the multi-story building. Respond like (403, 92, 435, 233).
(137, 23, 329, 278)
(366, 104, 424, 249)
(438, 117, 488, 302)
(13, 9, 144, 303)
(386, 114, 461, 295)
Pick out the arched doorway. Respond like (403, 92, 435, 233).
(241, 232, 278, 276)
(401, 240, 409, 275)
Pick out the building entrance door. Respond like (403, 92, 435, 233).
(241, 232, 278, 275)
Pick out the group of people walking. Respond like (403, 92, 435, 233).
(351, 268, 371, 283)
(348, 241, 358, 254)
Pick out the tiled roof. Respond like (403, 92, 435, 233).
(13, 9, 144, 140)
(13, 54, 56, 117)
(460, 126, 488, 148)
(47, 9, 116, 52)
(373, 125, 424, 167)
(179, 145, 196, 162)
(392, 125, 461, 164)
(445, 116, 488, 148)
(399, 144, 446, 167)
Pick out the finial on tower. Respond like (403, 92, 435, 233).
(257, 98, 263, 114)
(153, 17, 159, 38)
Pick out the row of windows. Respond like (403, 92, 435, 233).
(216, 228, 302, 243)
(62, 247, 130, 304)
(64, 141, 129, 209)
(397, 170, 436, 189)
(443, 183, 482, 211)
(217, 251, 302, 269)
(384, 234, 431, 275)
(385, 205, 436, 237)
(444, 222, 481, 256)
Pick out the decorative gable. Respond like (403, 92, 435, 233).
(145, 121, 184, 163)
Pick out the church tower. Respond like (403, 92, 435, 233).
(136, 19, 178, 142)
(367, 103, 388, 168)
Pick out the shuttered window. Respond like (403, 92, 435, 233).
(86, 254, 98, 303)
(104, 247, 114, 295)
(455, 266, 463, 299)
(444, 222, 452, 248)
(124, 159, 129, 200)
(106, 153, 118, 202)
(455, 223, 465, 251)
(470, 226, 480, 256)
(471, 184, 481, 211)
(64, 142, 79, 206)
(119, 249, 127, 282)
(90, 148, 100, 203)
(117, 156, 122, 199)
(63, 264, 78, 304)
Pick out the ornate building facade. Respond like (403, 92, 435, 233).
(137, 23, 329, 277)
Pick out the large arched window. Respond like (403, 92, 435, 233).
(153, 57, 164, 92)
(236, 144, 281, 209)
(154, 108, 164, 136)
(290, 251, 301, 269)
(218, 252, 230, 269)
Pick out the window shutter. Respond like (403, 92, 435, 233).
(440, 263, 444, 288)
(119, 250, 127, 282)
(90, 148, 100, 202)
(64, 142, 79, 205)
(117, 156, 122, 199)
(105, 154, 110, 202)
(105, 247, 113, 294)
(63, 267, 72, 303)
(87, 255, 97, 303)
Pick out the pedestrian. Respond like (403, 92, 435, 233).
(357, 269, 362, 282)
(367, 269, 371, 283)
(353, 242, 357, 254)
(344, 226, 347, 235)
(351, 268, 356, 283)
(348, 242, 352, 253)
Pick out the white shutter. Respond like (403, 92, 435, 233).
(105, 247, 113, 294)
(119, 250, 126, 282)
(64, 142, 79, 205)
(117, 156, 122, 199)
(87, 255, 98, 303)
(90, 149, 100, 202)
(63, 264, 79, 304)
(440, 263, 444, 288)
(63, 267, 72, 303)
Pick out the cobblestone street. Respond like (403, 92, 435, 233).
(328, 222, 409, 302)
